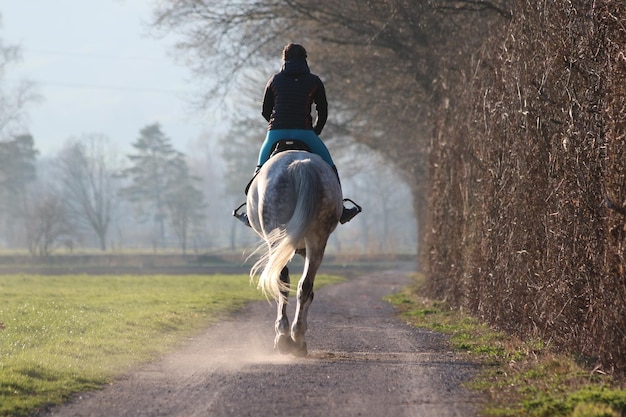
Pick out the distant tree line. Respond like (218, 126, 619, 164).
(0, 123, 205, 255)
(0, 123, 415, 256)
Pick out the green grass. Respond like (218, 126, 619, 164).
(0, 273, 343, 416)
(385, 275, 626, 417)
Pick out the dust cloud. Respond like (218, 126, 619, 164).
(141, 309, 297, 377)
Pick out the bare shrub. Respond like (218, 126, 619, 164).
(426, 1, 626, 373)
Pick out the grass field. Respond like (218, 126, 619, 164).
(0, 273, 342, 417)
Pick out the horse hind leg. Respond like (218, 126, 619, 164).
(290, 253, 323, 357)
(274, 266, 293, 354)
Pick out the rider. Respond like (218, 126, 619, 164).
(234, 43, 361, 226)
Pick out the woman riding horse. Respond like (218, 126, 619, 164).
(234, 43, 361, 226)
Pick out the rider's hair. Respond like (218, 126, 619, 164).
(282, 43, 307, 61)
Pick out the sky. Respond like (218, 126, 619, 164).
(1, 0, 215, 157)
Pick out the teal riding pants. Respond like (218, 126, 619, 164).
(257, 129, 335, 167)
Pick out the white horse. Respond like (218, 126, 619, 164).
(246, 150, 342, 356)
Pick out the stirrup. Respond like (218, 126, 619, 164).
(232, 202, 251, 227)
(340, 198, 362, 224)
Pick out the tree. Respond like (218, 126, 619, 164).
(0, 17, 40, 141)
(57, 134, 120, 250)
(24, 188, 72, 257)
(119, 123, 193, 248)
(220, 117, 262, 249)
(0, 18, 41, 247)
(165, 157, 205, 254)
(151, 0, 508, 154)
(0, 133, 37, 195)
(0, 134, 38, 245)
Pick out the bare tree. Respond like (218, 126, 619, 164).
(24, 188, 72, 257)
(150, 0, 508, 153)
(57, 134, 120, 250)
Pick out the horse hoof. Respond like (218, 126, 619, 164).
(292, 342, 308, 358)
(275, 335, 294, 355)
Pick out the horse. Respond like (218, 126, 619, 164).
(246, 150, 342, 357)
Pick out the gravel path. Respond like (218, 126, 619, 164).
(38, 263, 481, 417)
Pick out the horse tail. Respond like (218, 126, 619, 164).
(253, 159, 320, 300)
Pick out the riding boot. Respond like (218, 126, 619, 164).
(340, 200, 362, 224)
(332, 165, 362, 224)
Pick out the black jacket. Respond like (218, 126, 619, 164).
(262, 58, 328, 134)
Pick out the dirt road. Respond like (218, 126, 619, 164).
(39, 264, 481, 417)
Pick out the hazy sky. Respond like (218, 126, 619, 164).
(1, 0, 213, 156)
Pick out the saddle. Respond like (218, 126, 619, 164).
(270, 139, 311, 156)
